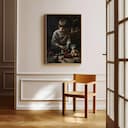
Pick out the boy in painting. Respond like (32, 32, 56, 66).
(51, 18, 71, 55)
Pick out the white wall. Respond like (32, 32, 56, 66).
(16, 0, 106, 110)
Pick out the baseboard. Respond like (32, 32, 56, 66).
(16, 100, 106, 110)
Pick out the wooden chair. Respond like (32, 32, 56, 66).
(62, 74, 96, 118)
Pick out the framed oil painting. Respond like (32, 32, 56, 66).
(44, 14, 81, 64)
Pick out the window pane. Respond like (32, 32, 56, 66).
(125, 62, 128, 99)
(107, 5, 110, 32)
(107, 90, 110, 115)
(125, 21, 128, 58)
(125, 101, 128, 128)
(119, 23, 124, 58)
(125, 0, 128, 18)
(107, 64, 114, 90)
(107, 64, 110, 89)
(119, 0, 124, 21)
(107, 35, 109, 61)
(109, 34, 114, 61)
(110, 92, 114, 120)
(109, 0, 114, 31)
(107, 34, 114, 61)
(118, 97, 124, 128)
(119, 62, 124, 96)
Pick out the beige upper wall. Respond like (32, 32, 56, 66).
(17, 0, 106, 74)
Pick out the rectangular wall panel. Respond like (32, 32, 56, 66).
(3, 0, 15, 62)
(20, 79, 62, 101)
(0, 0, 2, 59)
(3, 71, 14, 89)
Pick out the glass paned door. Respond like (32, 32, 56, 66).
(107, 0, 128, 127)
(118, 0, 128, 127)
(106, 0, 115, 127)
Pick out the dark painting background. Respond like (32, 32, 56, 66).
(45, 14, 81, 63)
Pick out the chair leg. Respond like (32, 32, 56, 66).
(62, 83, 66, 115)
(73, 97, 76, 112)
(93, 83, 96, 113)
(84, 85, 88, 118)
(62, 95, 66, 115)
(73, 82, 76, 112)
(93, 96, 96, 113)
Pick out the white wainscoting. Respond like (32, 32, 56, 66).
(16, 74, 106, 110)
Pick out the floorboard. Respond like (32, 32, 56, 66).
(0, 110, 106, 128)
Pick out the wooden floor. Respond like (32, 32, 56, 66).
(0, 110, 106, 128)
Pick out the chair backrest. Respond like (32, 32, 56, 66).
(73, 74, 96, 83)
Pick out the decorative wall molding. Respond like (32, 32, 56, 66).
(19, 78, 69, 101)
(17, 72, 105, 76)
(0, 92, 13, 96)
(17, 73, 106, 82)
(2, 0, 5, 62)
(0, 66, 14, 69)
(16, 73, 106, 110)
(2, 0, 15, 63)
(16, 72, 105, 77)
(17, 73, 73, 76)
(3, 71, 14, 90)
(16, 100, 106, 110)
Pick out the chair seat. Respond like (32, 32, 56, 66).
(64, 91, 96, 98)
